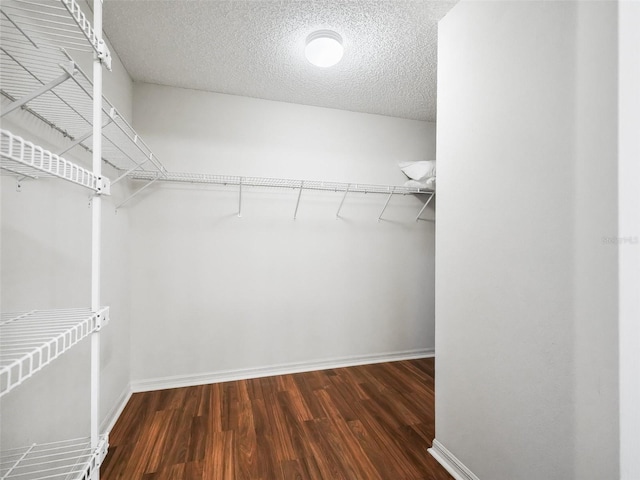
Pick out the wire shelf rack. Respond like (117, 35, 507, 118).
(0, 1, 165, 178)
(0, 436, 108, 480)
(129, 170, 434, 195)
(0, 307, 109, 398)
(0, 0, 110, 67)
(0, 129, 109, 192)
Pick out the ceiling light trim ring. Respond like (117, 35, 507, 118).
(306, 29, 343, 45)
(305, 29, 344, 68)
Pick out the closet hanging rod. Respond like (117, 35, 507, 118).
(129, 171, 434, 196)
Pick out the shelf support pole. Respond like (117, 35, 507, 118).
(336, 184, 350, 219)
(0, 71, 72, 118)
(91, 1, 104, 476)
(294, 181, 304, 220)
(378, 188, 395, 222)
(238, 177, 243, 217)
(415, 193, 435, 222)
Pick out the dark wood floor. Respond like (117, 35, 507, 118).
(101, 358, 452, 480)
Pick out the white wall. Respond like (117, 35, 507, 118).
(129, 83, 436, 386)
(435, 1, 618, 479)
(619, 1, 640, 478)
(0, 7, 133, 446)
(573, 3, 619, 477)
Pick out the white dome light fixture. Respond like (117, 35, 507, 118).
(305, 30, 344, 68)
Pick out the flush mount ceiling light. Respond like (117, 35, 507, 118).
(305, 30, 344, 68)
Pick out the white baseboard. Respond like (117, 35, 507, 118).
(429, 439, 480, 480)
(101, 384, 132, 434)
(131, 348, 434, 393)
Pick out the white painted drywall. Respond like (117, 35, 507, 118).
(619, 1, 640, 478)
(435, 1, 619, 479)
(0, 10, 133, 446)
(128, 83, 436, 384)
(572, 3, 619, 477)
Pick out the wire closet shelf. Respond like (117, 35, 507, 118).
(130, 170, 434, 195)
(0, 1, 111, 478)
(0, 436, 108, 480)
(0, 129, 109, 192)
(128, 170, 435, 220)
(0, 0, 109, 65)
(0, 0, 166, 179)
(0, 307, 109, 398)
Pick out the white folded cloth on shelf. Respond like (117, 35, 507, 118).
(403, 177, 436, 189)
(399, 160, 436, 189)
(399, 160, 436, 181)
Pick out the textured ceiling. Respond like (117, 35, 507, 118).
(103, 1, 457, 121)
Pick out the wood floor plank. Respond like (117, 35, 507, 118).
(279, 459, 306, 480)
(301, 418, 350, 479)
(291, 373, 327, 421)
(101, 358, 452, 480)
(327, 369, 369, 406)
(145, 409, 181, 473)
(314, 389, 382, 480)
(162, 410, 192, 470)
(234, 400, 258, 480)
(221, 382, 239, 432)
(355, 399, 425, 479)
(280, 383, 314, 422)
(205, 431, 234, 480)
(184, 461, 204, 480)
(209, 383, 224, 433)
(187, 415, 208, 463)
(121, 410, 172, 478)
(346, 419, 407, 479)
(319, 383, 358, 422)
(101, 444, 134, 480)
(251, 399, 278, 479)
(264, 390, 297, 462)
(276, 391, 316, 461)
(109, 393, 154, 446)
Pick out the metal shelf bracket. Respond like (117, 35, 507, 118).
(96, 38, 112, 70)
(57, 117, 114, 157)
(294, 181, 304, 220)
(336, 184, 350, 219)
(115, 175, 159, 210)
(416, 193, 435, 222)
(93, 306, 110, 331)
(96, 176, 111, 196)
(238, 177, 243, 217)
(1, 69, 74, 118)
(378, 188, 395, 222)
